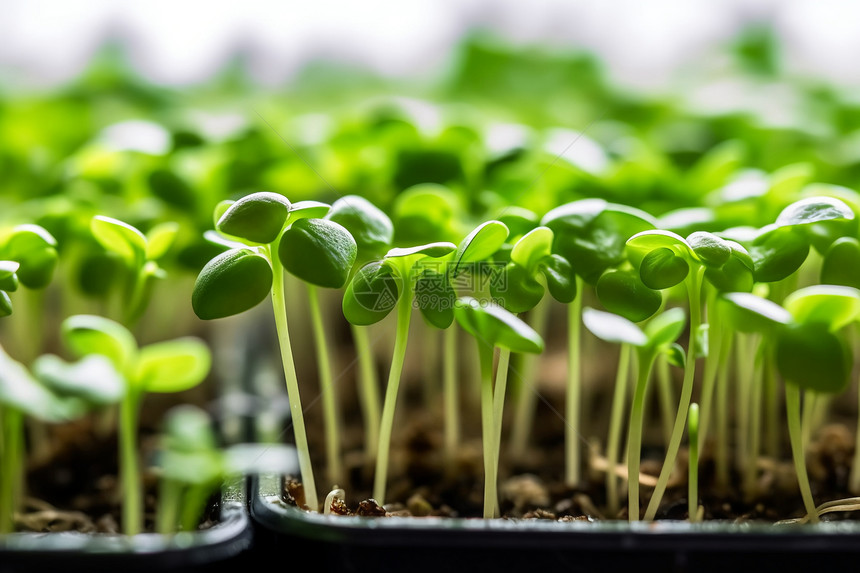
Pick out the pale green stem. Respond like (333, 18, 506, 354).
(715, 334, 732, 492)
(422, 326, 439, 407)
(307, 284, 342, 487)
(443, 325, 459, 472)
(270, 247, 318, 511)
(696, 287, 721, 453)
(493, 348, 512, 460)
(566, 278, 584, 487)
(180, 484, 214, 532)
(0, 407, 23, 534)
(743, 346, 764, 503)
(156, 478, 182, 535)
(627, 351, 657, 521)
(763, 357, 781, 459)
(735, 333, 755, 472)
(644, 266, 703, 522)
(352, 324, 381, 466)
(119, 391, 142, 535)
(656, 354, 675, 448)
(606, 343, 632, 517)
(509, 296, 551, 460)
(785, 384, 819, 523)
(477, 341, 498, 519)
(688, 402, 700, 523)
(372, 284, 413, 506)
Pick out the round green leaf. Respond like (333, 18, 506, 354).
(749, 225, 809, 283)
(386, 242, 457, 260)
(33, 354, 125, 405)
(325, 195, 394, 264)
(145, 221, 180, 261)
(626, 230, 695, 268)
(392, 184, 460, 244)
(776, 322, 851, 394)
(217, 191, 291, 245)
(703, 241, 755, 293)
(821, 237, 860, 289)
(0, 260, 20, 292)
(582, 306, 648, 347)
(783, 285, 860, 332)
(192, 248, 273, 320)
(0, 345, 70, 421)
(776, 196, 855, 228)
(538, 254, 577, 303)
(644, 307, 687, 349)
(454, 297, 544, 354)
(91, 216, 146, 268)
(342, 260, 401, 326)
(550, 205, 657, 283)
(639, 248, 689, 290)
(415, 268, 455, 329)
(540, 198, 607, 231)
(135, 337, 212, 393)
(496, 207, 539, 239)
(510, 226, 553, 272)
(2, 224, 59, 289)
(163, 404, 218, 453)
(596, 269, 662, 323)
(719, 292, 792, 333)
(453, 220, 509, 273)
(686, 231, 731, 268)
(61, 314, 137, 373)
(279, 218, 357, 289)
(287, 200, 331, 222)
(492, 262, 544, 313)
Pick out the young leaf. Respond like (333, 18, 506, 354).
(287, 200, 331, 222)
(342, 260, 401, 325)
(91, 216, 147, 268)
(0, 291, 11, 318)
(703, 241, 755, 293)
(776, 196, 855, 228)
(821, 237, 860, 289)
(452, 220, 509, 275)
(686, 232, 731, 268)
(192, 248, 273, 320)
(510, 226, 553, 273)
(216, 191, 291, 244)
(62, 314, 138, 372)
(776, 322, 851, 394)
(538, 254, 577, 303)
(415, 267, 456, 329)
(719, 292, 792, 333)
(783, 285, 860, 332)
(135, 338, 212, 393)
(639, 247, 689, 290)
(454, 297, 544, 354)
(0, 261, 20, 292)
(279, 218, 357, 289)
(582, 306, 648, 347)
(492, 262, 544, 313)
(145, 221, 180, 261)
(644, 307, 687, 349)
(749, 225, 809, 283)
(2, 224, 59, 289)
(0, 345, 70, 421)
(33, 354, 125, 405)
(596, 269, 662, 323)
(325, 195, 394, 264)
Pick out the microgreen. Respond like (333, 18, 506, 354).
(454, 296, 543, 518)
(343, 240, 456, 506)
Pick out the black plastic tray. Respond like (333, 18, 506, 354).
(0, 477, 252, 573)
(250, 473, 860, 573)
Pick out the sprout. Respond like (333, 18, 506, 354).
(454, 297, 543, 518)
(343, 241, 456, 506)
(193, 192, 356, 511)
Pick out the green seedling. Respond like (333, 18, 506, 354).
(419, 220, 509, 469)
(90, 215, 178, 326)
(625, 228, 732, 520)
(343, 240, 456, 505)
(0, 261, 20, 319)
(325, 195, 394, 467)
(492, 226, 576, 461)
(61, 314, 211, 534)
(157, 404, 298, 534)
(582, 306, 685, 519)
(542, 198, 656, 486)
(192, 192, 350, 511)
(453, 296, 544, 518)
(688, 402, 700, 523)
(721, 285, 860, 522)
(281, 215, 357, 486)
(0, 342, 124, 534)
